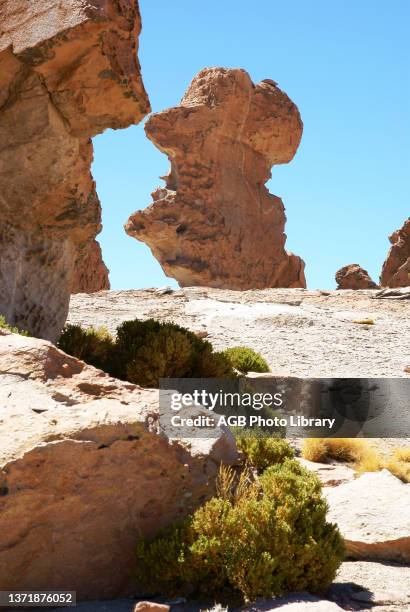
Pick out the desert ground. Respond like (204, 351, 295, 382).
(68, 287, 410, 378)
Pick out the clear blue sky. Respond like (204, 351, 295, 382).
(93, 0, 409, 290)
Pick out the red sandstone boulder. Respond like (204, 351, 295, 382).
(126, 67, 306, 290)
(380, 218, 410, 287)
(335, 264, 379, 290)
(0, 0, 150, 340)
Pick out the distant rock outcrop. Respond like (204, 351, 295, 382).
(0, 329, 237, 600)
(335, 264, 379, 290)
(71, 240, 110, 294)
(381, 218, 410, 287)
(0, 0, 150, 340)
(126, 67, 306, 290)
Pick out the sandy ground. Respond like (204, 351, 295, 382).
(68, 287, 410, 378)
(31, 560, 410, 611)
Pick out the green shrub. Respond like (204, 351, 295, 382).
(235, 433, 295, 472)
(0, 315, 29, 336)
(222, 346, 270, 374)
(58, 319, 235, 387)
(57, 324, 114, 370)
(135, 460, 345, 602)
(113, 319, 235, 386)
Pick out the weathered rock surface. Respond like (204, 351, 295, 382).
(126, 67, 305, 290)
(297, 458, 356, 487)
(330, 560, 410, 611)
(381, 218, 410, 288)
(71, 240, 110, 294)
(243, 594, 343, 610)
(0, 0, 150, 340)
(68, 287, 410, 378)
(335, 264, 379, 290)
(133, 604, 170, 612)
(0, 330, 237, 600)
(324, 470, 410, 563)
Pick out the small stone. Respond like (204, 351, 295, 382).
(133, 603, 170, 612)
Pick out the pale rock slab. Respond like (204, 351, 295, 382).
(324, 470, 410, 562)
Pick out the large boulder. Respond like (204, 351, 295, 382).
(126, 67, 305, 290)
(335, 264, 379, 290)
(324, 470, 410, 562)
(0, 0, 150, 340)
(0, 330, 237, 600)
(381, 218, 410, 287)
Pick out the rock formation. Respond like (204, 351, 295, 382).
(380, 218, 410, 287)
(325, 470, 410, 563)
(0, 329, 237, 599)
(71, 240, 110, 294)
(335, 264, 379, 290)
(0, 0, 150, 340)
(126, 67, 306, 290)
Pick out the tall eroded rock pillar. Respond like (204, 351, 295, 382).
(380, 218, 410, 287)
(126, 67, 305, 290)
(0, 0, 150, 339)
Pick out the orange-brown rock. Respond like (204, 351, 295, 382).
(335, 264, 379, 290)
(0, 0, 150, 340)
(126, 67, 306, 290)
(0, 329, 238, 599)
(380, 218, 410, 287)
(71, 240, 110, 294)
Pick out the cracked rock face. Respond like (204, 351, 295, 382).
(381, 218, 410, 287)
(0, 0, 150, 340)
(126, 67, 306, 290)
(335, 264, 379, 290)
(0, 330, 237, 599)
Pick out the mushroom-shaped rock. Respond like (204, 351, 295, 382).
(0, 0, 150, 340)
(126, 67, 306, 290)
(381, 218, 410, 287)
(335, 264, 379, 290)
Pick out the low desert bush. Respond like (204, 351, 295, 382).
(302, 438, 382, 473)
(58, 319, 235, 387)
(114, 319, 235, 386)
(222, 346, 270, 374)
(391, 447, 410, 463)
(235, 432, 295, 472)
(0, 315, 29, 336)
(385, 447, 410, 483)
(303, 440, 410, 482)
(57, 324, 115, 370)
(135, 460, 345, 602)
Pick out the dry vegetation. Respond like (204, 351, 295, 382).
(302, 438, 410, 483)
